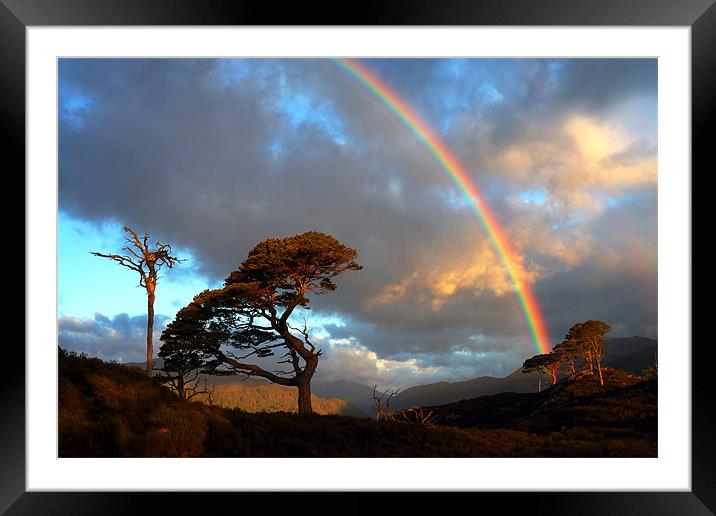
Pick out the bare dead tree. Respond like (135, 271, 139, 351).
(371, 384, 385, 420)
(398, 406, 436, 429)
(92, 225, 182, 376)
(385, 388, 399, 419)
(371, 384, 401, 421)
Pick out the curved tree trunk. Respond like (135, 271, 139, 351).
(297, 380, 313, 415)
(296, 357, 318, 415)
(549, 370, 557, 386)
(146, 290, 155, 377)
(596, 360, 604, 386)
(177, 375, 185, 400)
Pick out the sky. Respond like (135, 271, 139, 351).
(58, 58, 657, 387)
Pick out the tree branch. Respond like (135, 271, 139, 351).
(218, 353, 295, 386)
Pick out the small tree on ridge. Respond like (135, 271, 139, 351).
(522, 353, 561, 391)
(565, 320, 611, 386)
(553, 338, 581, 375)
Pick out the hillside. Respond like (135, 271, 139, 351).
(198, 380, 363, 416)
(394, 368, 542, 409)
(123, 359, 362, 416)
(603, 336, 658, 373)
(394, 336, 657, 409)
(59, 349, 656, 458)
(121, 336, 657, 417)
(422, 368, 656, 435)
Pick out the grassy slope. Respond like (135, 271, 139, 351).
(423, 368, 657, 438)
(59, 350, 656, 458)
(195, 381, 363, 416)
(125, 359, 363, 416)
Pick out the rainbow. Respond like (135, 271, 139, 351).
(335, 58, 551, 355)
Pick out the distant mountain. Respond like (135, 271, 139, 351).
(602, 337, 657, 374)
(312, 380, 375, 416)
(394, 368, 542, 410)
(393, 336, 657, 409)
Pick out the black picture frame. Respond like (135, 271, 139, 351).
(5, 0, 714, 514)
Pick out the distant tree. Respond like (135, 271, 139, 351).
(371, 384, 400, 421)
(552, 338, 582, 374)
(565, 320, 611, 386)
(522, 353, 562, 391)
(175, 231, 362, 415)
(92, 226, 182, 376)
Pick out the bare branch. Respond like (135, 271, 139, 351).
(288, 318, 316, 352)
(397, 406, 436, 429)
(218, 352, 295, 386)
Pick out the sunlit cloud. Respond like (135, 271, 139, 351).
(368, 240, 537, 310)
(317, 340, 443, 388)
(478, 113, 657, 216)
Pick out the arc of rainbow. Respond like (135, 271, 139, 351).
(335, 58, 551, 355)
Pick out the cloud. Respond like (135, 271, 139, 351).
(368, 240, 526, 310)
(314, 339, 441, 388)
(58, 58, 658, 382)
(58, 312, 170, 363)
(313, 333, 522, 388)
(453, 112, 657, 217)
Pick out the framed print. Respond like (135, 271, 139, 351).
(5, 0, 715, 513)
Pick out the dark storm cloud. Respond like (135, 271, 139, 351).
(59, 58, 657, 381)
(557, 59, 657, 111)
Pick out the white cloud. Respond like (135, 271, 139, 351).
(58, 312, 170, 363)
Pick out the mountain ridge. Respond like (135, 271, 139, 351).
(392, 336, 657, 410)
(120, 336, 656, 416)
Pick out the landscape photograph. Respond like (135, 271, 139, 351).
(58, 57, 658, 458)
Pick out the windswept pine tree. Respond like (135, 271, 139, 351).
(553, 338, 582, 374)
(564, 320, 612, 386)
(522, 353, 562, 391)
(163, 231, 362, 415)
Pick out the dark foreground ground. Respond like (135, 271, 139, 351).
(59, 349, 656, 457)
